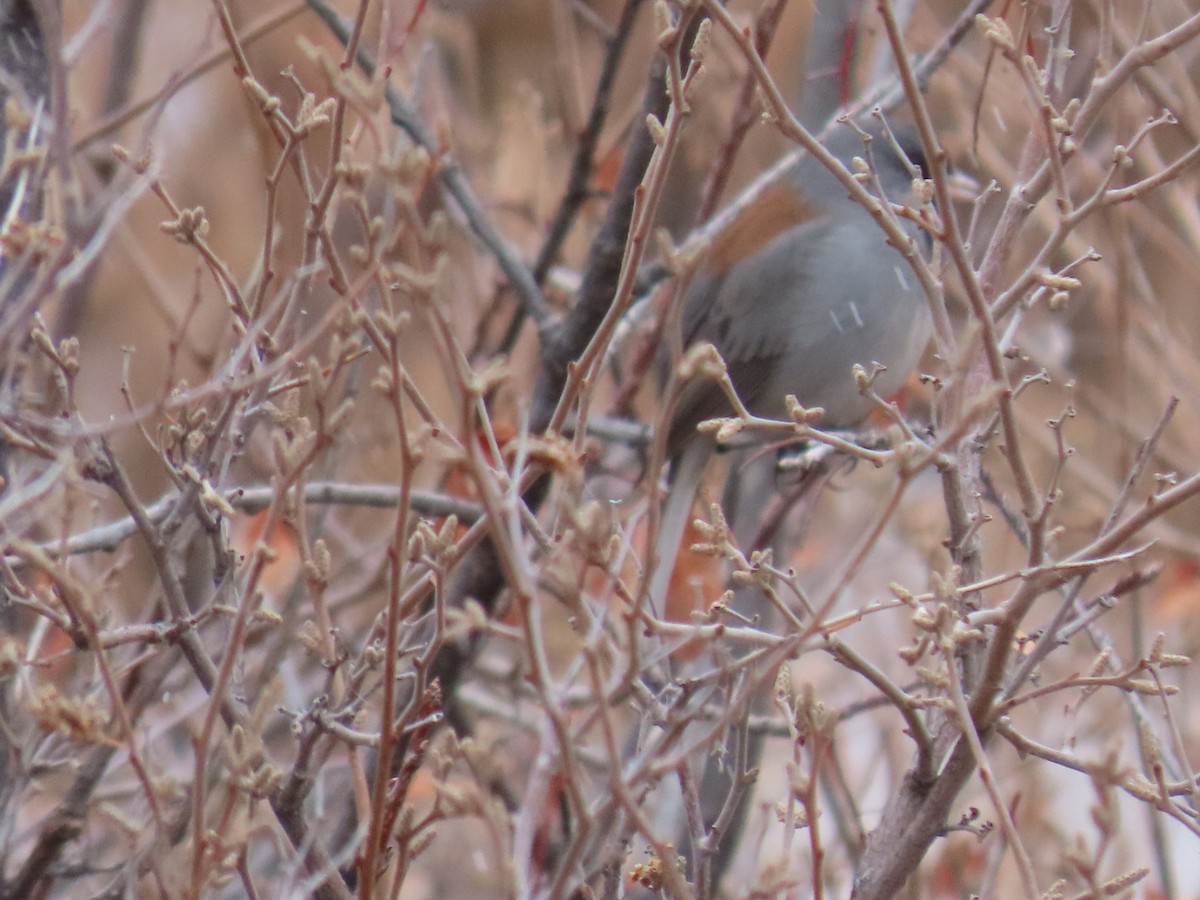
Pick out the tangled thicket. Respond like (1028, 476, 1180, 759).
(3, 1, 1200, 898)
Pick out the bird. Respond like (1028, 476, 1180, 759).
(647, 122, 935, 616)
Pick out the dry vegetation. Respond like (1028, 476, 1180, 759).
(4, 0, 1200, 897)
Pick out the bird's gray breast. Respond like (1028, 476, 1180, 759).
(713, 214, 930, 427)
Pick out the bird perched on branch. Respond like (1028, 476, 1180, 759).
(648, 122, 935, 613)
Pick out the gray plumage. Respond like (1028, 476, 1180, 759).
(650, 124, 933, 612)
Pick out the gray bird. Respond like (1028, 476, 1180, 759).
(649, 123, 934, 611)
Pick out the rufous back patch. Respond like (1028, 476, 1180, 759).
(704, 181, 816, 272)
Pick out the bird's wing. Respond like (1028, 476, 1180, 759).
(667, 219, 829, 449)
